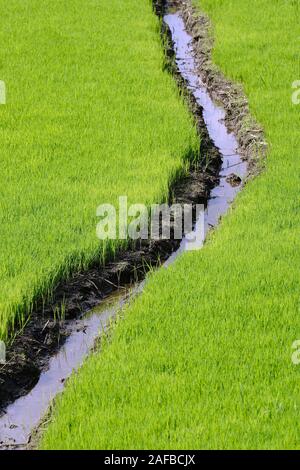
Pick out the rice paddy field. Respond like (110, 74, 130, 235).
(0, 0, 197, 340)
(40, 0, 300, 450)
(1, 0, 300, 452)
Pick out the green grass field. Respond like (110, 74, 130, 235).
(41, 0, 300, 450)
(0, 0, 198, 340)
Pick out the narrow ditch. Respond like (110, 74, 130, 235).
(0, 0, 254, 449)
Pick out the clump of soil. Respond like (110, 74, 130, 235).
(226, 173, 242, 187)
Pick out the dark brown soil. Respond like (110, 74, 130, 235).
(226, 173, 242, 187)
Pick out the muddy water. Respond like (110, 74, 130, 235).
(0, 10, 247, 449)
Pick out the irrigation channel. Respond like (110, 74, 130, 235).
(0, 4, 248, 448)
